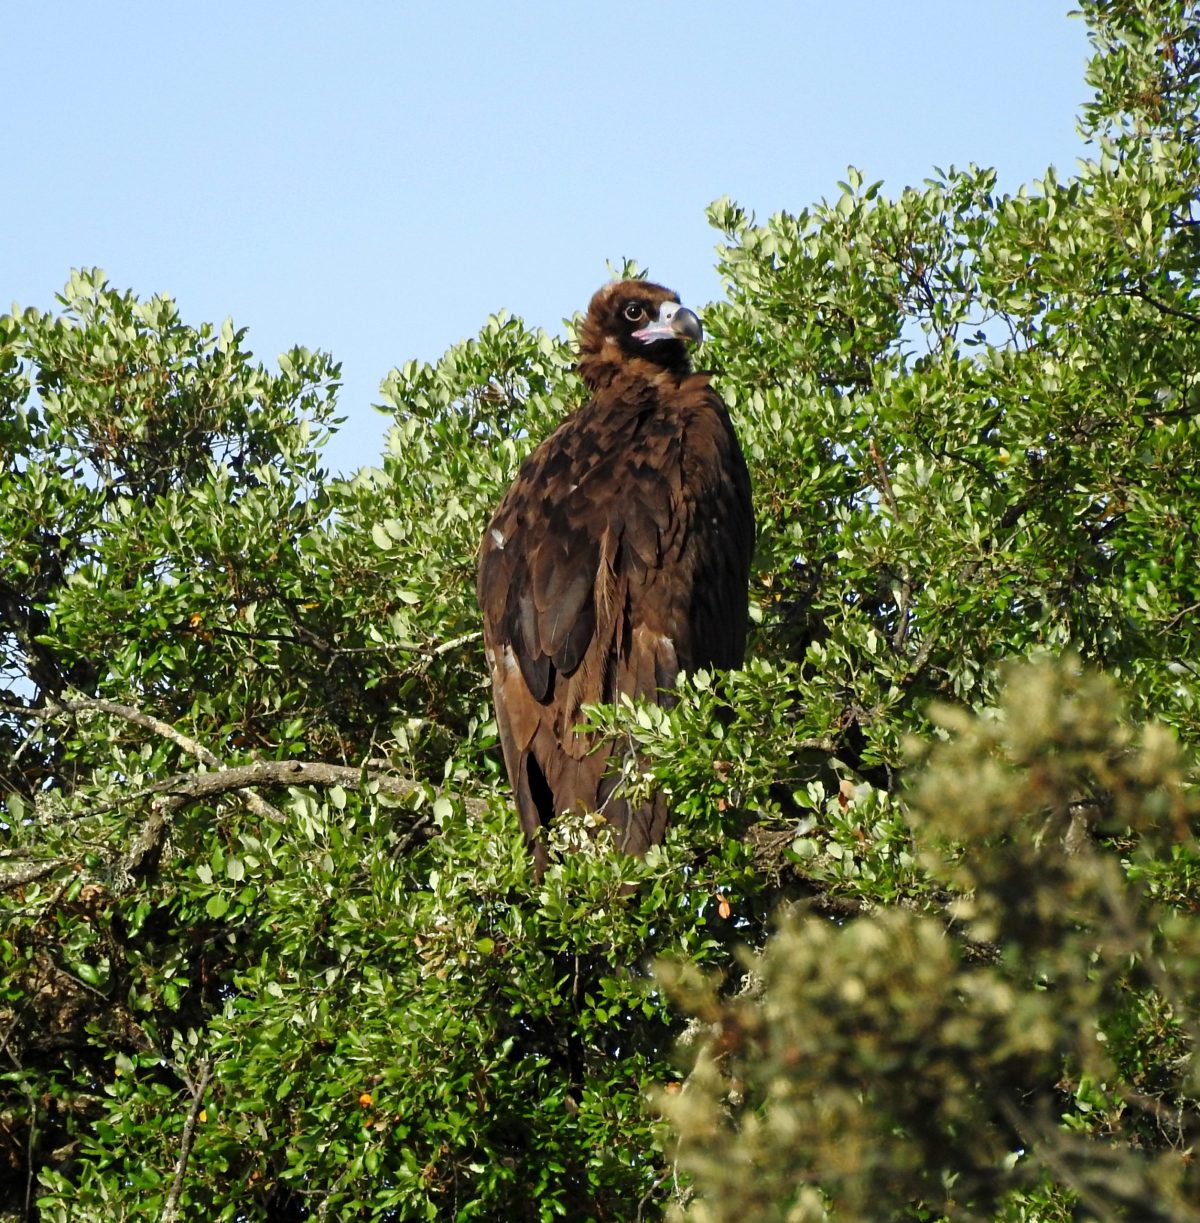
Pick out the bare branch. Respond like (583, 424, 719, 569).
(1120, 282, 1200, 328)
(868, 439, 915, 652)
(123, 805, 171, 878)
(22, 1082, 37, 1223)
(867, 438, 900, 519)
(0, 858, 68, 893)
(118, 758, 479, 880)
(1164, 600, 1200, 630)
(160, 1058, 214, 1223)
(146, 758, 468, 810)
(4, 695, 286, 824)
(48, 696, 223, 765)
(4, 687, 490, 885)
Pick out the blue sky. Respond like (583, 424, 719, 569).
(10, 4, 1092, 475)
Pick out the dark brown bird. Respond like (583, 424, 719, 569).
(477, 281, 754, 875)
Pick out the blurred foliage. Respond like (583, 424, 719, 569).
(659, 662, 1200, 1221)
(3, 1, 1200, 1219)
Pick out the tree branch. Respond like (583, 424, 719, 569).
(35, 695, 288, 825)
(867, 438, 915, 651)
(1120, 282, 1200, 328)
(0, 858, 67, 892)
(160, 1058, 214, 1223)
(43, 696, 222, 762)
(120, 759, 476, 879)
(143, 758, 471, 811)
(4, 693, 479, 881)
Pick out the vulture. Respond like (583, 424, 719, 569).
(477, 281, 754, 875)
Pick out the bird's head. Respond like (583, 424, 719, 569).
(577, 280, 703, 387)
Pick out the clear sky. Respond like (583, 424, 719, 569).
(9, 3, 1092, 475)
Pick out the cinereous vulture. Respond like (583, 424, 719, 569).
(477, 280, 754, 875)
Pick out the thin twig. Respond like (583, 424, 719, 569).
(995, 1095, 1120, 1223)
(868, 439, 915, 651)
(160, 1058, 214, 1223)
(393, 813, 435, 857)
(1164, 600, 1200, 630)
(180, 621, 480, 661)
(867, 438, 900, 519)
(1121, 283, 1200, 328)
(23, 1082, 37, 1223)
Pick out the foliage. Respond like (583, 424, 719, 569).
(2, 1, 1200, 1219)
(658, 661, 1200, 1222)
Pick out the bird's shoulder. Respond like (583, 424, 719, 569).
(477, 370, 744, 582)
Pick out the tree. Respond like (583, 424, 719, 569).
(3, 1, 1200, 1219)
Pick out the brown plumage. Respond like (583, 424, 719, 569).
(477, 281, 754, 875)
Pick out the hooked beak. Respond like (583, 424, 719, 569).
(632, 301, 703, 345)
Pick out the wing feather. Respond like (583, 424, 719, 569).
(478, 348, 754, 873)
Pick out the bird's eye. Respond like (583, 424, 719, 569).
(623, 302, 646, 322)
